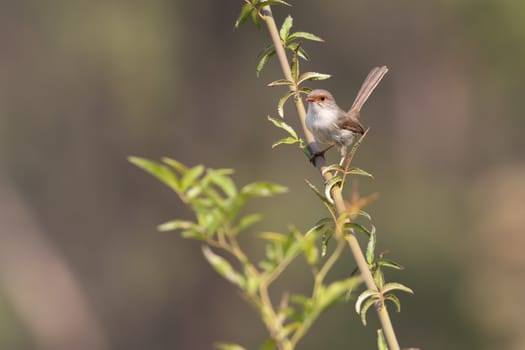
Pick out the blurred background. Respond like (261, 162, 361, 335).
(1, 1, 524, 349)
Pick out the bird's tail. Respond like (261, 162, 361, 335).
(349, 66, 388, 114)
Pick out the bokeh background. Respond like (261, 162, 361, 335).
(1, 1, 524, 349)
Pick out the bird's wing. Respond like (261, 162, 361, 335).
(336, 113, 365, 134)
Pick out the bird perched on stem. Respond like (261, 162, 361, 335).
(305, 66, 388, 165)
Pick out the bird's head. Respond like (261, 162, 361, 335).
(306, 89, 337, 108)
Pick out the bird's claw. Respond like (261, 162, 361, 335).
(309, 150, 326, 165)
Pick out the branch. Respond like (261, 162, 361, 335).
(260, 3, 401, 350)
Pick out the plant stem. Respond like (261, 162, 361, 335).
(314, 237, 346, 295)
(260, 3, 401, 350)
(289, 237, 346, 347)
(259, 6, 315, 150)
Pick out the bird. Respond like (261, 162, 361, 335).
(305, 66, 388, 165)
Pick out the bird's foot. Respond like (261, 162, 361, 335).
(309, 145, 333, 165)
(309, 150, 327, 165)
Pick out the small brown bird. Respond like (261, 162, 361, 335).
(305, 66, 388, 165)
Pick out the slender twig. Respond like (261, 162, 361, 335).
(288, 236, 346, 347)
(210, 233, 292, 349)
(260, 3, 401, 350)
(341, 128, 370, 190)
(314, 236, 346, 296)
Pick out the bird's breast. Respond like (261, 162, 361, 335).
(306, 107, 340, 145)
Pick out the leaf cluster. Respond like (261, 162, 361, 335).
(257, 15, 324, 77)
(355, 226, 414, 327)
(235, 0, 292, 30)
(129, 157, 364, 350)
(264, 16, 330, 119)
(129, 1, 414, 349)
(129, 156, 285, 241)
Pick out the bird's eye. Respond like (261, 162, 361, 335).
(320, 96, 325, 101)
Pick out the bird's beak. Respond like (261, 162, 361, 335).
(306, 96, 315, 102)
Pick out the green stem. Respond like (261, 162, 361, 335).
(313, 236, 345, 296)
(212, 234, 291, 349)
(289, 238, 346, 347)
(259, 4, 316, 151)
(260, 3, 401, 350)
(259, 281, 291, 350)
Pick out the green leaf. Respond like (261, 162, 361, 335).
(357, 210, 372, 221)
(256, 43, 274, 59)
(199, 183, 227, 211)
(215, 342, 247, 350)
(244, 267, 260, 295)
(322, 164, 345, 174)
(241, 182, 288, 197)
(377, 259, 404, 270)
(298, 87, 312, 95)
(288, 31, 324, 42)
(279, 15, 293, 41)
(304, 179, 336, 218)
(259, 338, 277, 350)
(162, 157, 188, 175)
(321, 231, 332, 257)
(324, 176, 342, 203)
(384, 293, 401, 313)
(366, 225, 377, 265)
(258, 260, 276, 273)
(181, 165, 205, 191)
(234, 3, 253, 29)
(287, 42, 309, 61)
(377, 329, 388, 350)
(306, 217, 333, 235)
(374, 269, 385, 289)
(196, 207, 224, 235)
(256, 50, 276, 76)
(302, 227, 322, 265)
(290, 293, 310, 306)
(202, 246, 245, 287)
(381, 282, 414, 295)
(250, 6, 261, 28)
(277, 90, 295, 118)
(206, 169, 237, 198)
(304, 179, 328, 203)
(236, 213, 263, 232)
(281, 322, 301, 337)
(267, 78, 295, 87)
(258, 231, 288, 242)
(359, 297, 378, 326)
(355, 289, 380, 314)
(347, 129, 369, 161)
(296, 46, 310, 61)
(272, 136, 299, 148)
(305, 217, 333, 258)
(346, 167, 374, 179)
(303, 237, 319, 265)
(291, 49, 299, 80)
(264, 0, 291, 7)
(267, 115, 298, 138)
(180, 229, 207, 240)
(317, 277, 362, 311)
(128, 156, 180, 192)
(344, 222, 372, 236)
(280, 305, 301, 321)
(297, 72, 332, 85)
(157, 219, 195, 232)
(185, 184, 203, 200)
